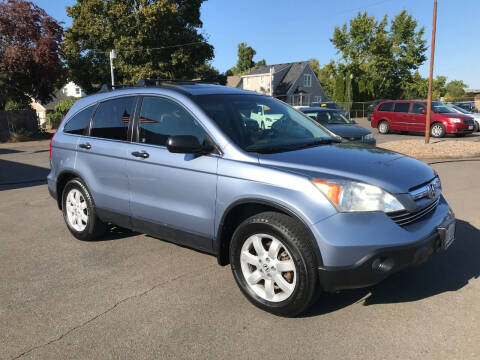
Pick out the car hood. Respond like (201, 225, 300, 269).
(258, 143, 434, 194)
(444, 113, 475, 120)
(324, 124, 370, 138)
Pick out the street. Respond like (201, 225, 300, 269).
(1, 140, 479, 360)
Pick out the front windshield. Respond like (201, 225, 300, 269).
(194, 94, 338, 153)
(431, 102, 457, 114)
(305, 110, 353, 125)
(450, 104, 470, 114)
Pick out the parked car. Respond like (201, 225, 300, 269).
(311, 101, 349, 118)
(453, 101, 478, 113)
(300, 107, 376, 145)
(448, 104, 480, 132)
(249, 104, 283, 129)
(371, 100, 475, 138)
(367, 99, 390, 121)
(49, 81, 455, 317)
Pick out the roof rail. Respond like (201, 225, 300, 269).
(135, 78, 209, 87)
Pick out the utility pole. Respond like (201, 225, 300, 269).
(425, 0, 438, 143)
(109, 49, 117, 89)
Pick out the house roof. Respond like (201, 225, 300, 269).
(226, 75, 243, 88)
(44, 89, 77, 110)
(245, 61, 310, 95)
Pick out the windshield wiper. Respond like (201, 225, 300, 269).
(246, 138, 341, 154)
(245, 145, 299, 154)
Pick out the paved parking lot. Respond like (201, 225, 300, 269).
(1, 141, 479, 360)
(355, 118, 480, 144)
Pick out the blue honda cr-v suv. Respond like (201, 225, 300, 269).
(48, 80, 455, 316)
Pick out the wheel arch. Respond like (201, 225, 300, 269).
(215, 199, 323, 267)
(56, 170, 87, 210)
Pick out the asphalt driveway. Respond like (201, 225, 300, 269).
(1, 140, 479, 360)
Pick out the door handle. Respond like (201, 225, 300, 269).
(79, 143, 91, 150)
(131, 151, 149, 159)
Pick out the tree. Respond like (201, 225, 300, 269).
(195, 63, 226, 85)
(330, 10, 427, 100)
(63, 0, 214, 93)
(0, 0, 64, 109)
(228, 42, 266, 75)
(445, 80, 468, 101)
(310, 59, 336, 99)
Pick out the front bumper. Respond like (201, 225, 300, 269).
(445, 122, 474, 134)
(311, 195, 454, 292)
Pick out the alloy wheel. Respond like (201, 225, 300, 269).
(240, 233, 297, 302)
(65, 188, 88, 232)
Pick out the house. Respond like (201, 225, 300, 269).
(31, 81, 85, 126)
(227, 61, 327, 106)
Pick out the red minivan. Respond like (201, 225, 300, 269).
(371, 100, 475, 138)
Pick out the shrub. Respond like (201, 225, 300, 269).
(54, 99, 77, 115)
(47, 111, 63, 129)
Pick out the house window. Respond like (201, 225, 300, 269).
(291, 94, 310, 106)
(75, 87, 80, 95)
(245, 77, 250, 87)
(304, 74, 312, 87)
(314, 96, 323, 103)
(260, 75, 265, 85)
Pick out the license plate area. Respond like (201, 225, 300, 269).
(468, 125, 473, 130)
(438, 220, 456, 250)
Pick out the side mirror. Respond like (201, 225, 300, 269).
(166, 135, 207, 154)
(421, 109, 426, 115)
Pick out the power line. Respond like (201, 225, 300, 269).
(88, 41, 207, 55)
(333, 0, 400, 16)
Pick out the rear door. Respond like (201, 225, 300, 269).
(75, 96, 136, 225)
(409, 103, 427, 132)
(126, 96, 218, 252)
(391, 102, 411, 131)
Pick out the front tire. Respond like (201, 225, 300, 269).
(62, 178, 106, 241)
(430, 123, 446, 138)
(230, 212, 319, 317)
(378, 120, 390, 134)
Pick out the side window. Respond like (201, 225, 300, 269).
(63, 105, 96, 135)
(305, 112, 318, 119)
(394, 103, 410, 113)
(90, 97, 135, 141)
(138, 97, 205, 146)
(411, 103, 426, 114)
(378, 102, 394, 112)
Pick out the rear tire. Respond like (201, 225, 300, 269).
(430, 123, 446, 138)
(378, 120, 389, 134)
(230, 212, 319, 317)
(62, 178, 106, 241)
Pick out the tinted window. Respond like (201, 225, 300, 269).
(64, 105, 95, 135)
(138, 97, 205, 146)
(378, 102, 394, 112)
(411, 103, 426, 114)
(90, 97, 135, 140)
(394, 103, 410, 113)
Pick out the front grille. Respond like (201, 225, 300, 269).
(388, 197, 440, 227)
(463, 119, 474, 125)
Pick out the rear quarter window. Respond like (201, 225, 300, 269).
(90, 97, 136, 141)
(377, 102, 394, 112)
(63, 105, 96, 135)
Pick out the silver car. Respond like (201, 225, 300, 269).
(48, 81, 455, 316)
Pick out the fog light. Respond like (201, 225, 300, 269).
(372, 257, 394, 272)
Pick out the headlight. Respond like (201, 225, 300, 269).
(312, 179, 405, 213)
(448, 117, 461, 123)
(363, 133, 373, 140)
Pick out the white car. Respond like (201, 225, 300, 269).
(449, 104, 480, 132)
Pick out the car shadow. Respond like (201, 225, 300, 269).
(0, 148, 24, 155)
(0, 159, 49, 191)
(304, 219, 480, 317)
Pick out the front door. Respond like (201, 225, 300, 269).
(409, 103, 427, 133)
(126, 96, 218, 252)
